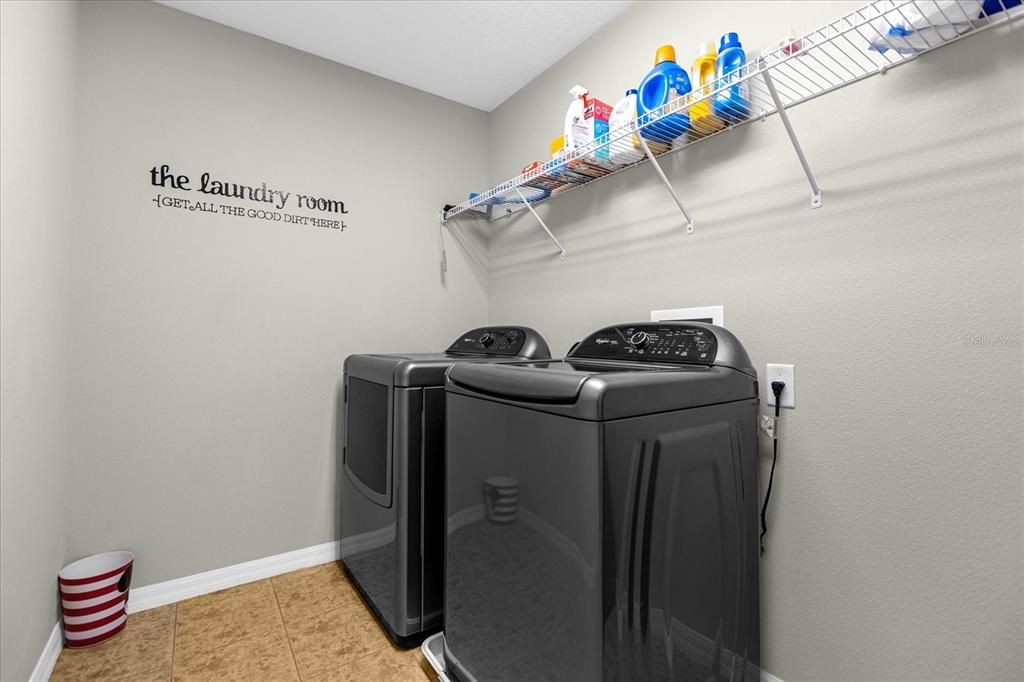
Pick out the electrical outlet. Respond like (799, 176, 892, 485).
(766, 363, 795, 408)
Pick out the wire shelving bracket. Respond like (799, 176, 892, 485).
(514, 187, 567, 260)
(438, 0, 1022, 269)
(760, 66, 823, 209)
(638, 136, 696, 233)
(437, 211, 448, 273)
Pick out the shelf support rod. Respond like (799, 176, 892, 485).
(638, 136, 695, 233)
(514, 187, 566, 260)
(437, 211, 448, 273)
(761, 67, 823, 208)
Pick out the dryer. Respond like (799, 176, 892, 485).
(341, 326, 550, 647)
(442, 322, 759, 681)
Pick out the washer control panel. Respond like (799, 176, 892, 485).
(447, 327, 528, 356)
(571, 323, 719, 365)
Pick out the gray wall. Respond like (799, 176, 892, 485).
(0, 1, 78, 679)
(3, 1, 1021, 678)
(485, 2, 1023, 680)
(67, 1, 488, 587)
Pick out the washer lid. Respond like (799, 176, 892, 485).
(449, 360, 591, 402)
(447, 359, 756, 420)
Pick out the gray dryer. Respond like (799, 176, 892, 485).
(341, 327, 550, 647)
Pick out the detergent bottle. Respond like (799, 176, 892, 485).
(713, 33, 750, 121)
(608, 90, 645, 166)
(981, 0, 1022, 16)
(690, 41, 726, 136)
(636, 45, 691, 143)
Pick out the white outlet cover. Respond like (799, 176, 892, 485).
(766, 363, 795, 409)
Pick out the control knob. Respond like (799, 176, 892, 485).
(629, 331, 650, 349)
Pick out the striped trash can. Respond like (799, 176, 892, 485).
(59, 551, 134, 648)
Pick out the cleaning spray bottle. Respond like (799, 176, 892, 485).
(563, 85, 614, 169)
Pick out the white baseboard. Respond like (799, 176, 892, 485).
(762, 670, 784, 682)
(28, 623, 62, 682)
(126, 540, 339, 614)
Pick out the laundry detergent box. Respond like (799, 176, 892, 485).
(565, 85, 613, 163)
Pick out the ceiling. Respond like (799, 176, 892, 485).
(156, 1, 634, 111)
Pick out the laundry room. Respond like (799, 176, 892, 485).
(0, 1, 1020, 681)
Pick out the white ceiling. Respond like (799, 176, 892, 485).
(156, 1, 634, 111)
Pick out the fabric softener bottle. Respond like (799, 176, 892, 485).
(637, 44, 692, 143)
(713, 32, 750, 121)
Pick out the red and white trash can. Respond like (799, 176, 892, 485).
(58, 551, 134, 648)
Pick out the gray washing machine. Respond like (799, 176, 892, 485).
(341, 327, 550, 647)
(442, 322, 760, 681)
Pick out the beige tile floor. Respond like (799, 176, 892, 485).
(51, 562, 437, 681)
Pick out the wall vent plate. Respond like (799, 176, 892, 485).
(650, 305, 724, 327)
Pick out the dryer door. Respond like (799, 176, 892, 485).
(344, 376, 393, 508)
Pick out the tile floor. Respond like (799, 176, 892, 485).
(51, 562, 437, 681)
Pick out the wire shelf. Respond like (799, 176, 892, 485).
(441, 0, 1021, 226)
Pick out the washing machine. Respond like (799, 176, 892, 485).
(442, 321, 760, 681)
(341, 326, 551, 647)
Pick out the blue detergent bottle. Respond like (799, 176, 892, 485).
(713, 32, 750, 121)
(980, 0, 1021, 15)
(637, 45, 691, 142)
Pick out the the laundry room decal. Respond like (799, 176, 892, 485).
(149, 164, 347, 231)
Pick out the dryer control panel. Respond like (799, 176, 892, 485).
(447, 327, 534, 357)
(570, 323, 719, 365)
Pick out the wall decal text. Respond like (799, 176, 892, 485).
(149, 164, 347, 231)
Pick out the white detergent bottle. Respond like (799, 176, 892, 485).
(608, 89, 644, 166)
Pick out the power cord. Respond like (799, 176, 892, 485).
(760, 380, 785, 556)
